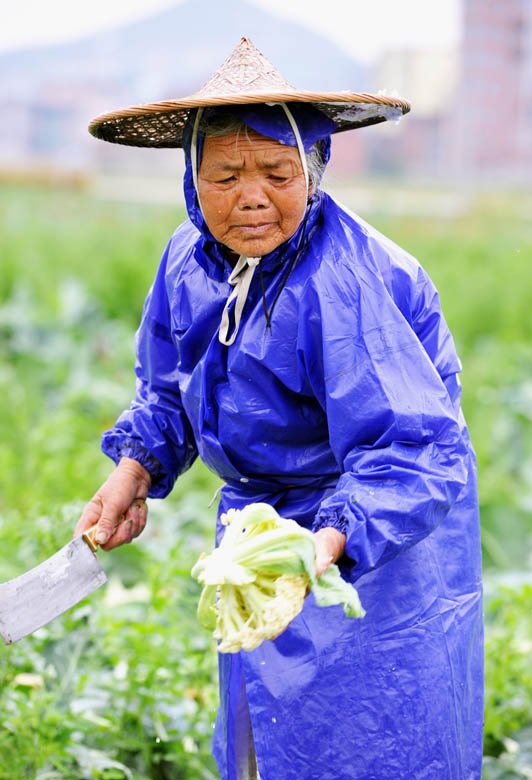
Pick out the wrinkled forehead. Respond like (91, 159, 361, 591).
(200, 129, 304, 171)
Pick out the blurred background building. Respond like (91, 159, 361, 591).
(456, 0, 532, 179)
(0, 0, 530, 182)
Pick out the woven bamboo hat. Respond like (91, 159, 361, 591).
(88, 37, 410, 148)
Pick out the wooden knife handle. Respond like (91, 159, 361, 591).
(82, 526, 99, 553)
(81, 512, 126, 552)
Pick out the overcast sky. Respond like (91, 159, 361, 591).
(0, 0, 461, 63)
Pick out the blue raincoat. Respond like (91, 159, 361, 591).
(102, 110, 483, 779)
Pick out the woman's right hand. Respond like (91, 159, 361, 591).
(74, 457, 151, 551)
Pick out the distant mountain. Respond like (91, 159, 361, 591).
(0, 0, 368, 105)
(0, 0, 372, 174)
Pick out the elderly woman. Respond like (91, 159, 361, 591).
(77, 38, 483, 780)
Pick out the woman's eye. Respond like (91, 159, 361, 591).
(270, 175, 288, 183)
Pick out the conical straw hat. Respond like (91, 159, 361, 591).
(89, 37, 410, 148)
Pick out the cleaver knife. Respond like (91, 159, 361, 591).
(0, 527, 106, 645)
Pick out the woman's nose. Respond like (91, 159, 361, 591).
(237, 181, 270, 209)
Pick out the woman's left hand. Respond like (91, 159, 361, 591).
(313, 527, 346, 577)
(268, 527, 346, 642)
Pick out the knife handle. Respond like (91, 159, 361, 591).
(82, 514, 125, 552)
(82, 526, 99, 553)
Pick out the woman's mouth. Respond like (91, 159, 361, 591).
(234, 222, 275, 235)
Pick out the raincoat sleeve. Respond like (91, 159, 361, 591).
(307, 249, 469, 581)
(101, 241, 198, 498)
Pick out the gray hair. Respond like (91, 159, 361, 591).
(199, 113, 326, 192)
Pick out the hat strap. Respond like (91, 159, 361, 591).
(279, 103, 309, 193)
(191, 107, 205, 219)
(219, 255, 261, 345)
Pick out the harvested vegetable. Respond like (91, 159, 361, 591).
(191, 502, 365, 653)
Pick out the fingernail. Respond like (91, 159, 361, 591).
(95, 531, 109, 545)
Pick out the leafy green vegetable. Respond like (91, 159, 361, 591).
(191, 503, 365, 653)
(483, 578, 532, 758)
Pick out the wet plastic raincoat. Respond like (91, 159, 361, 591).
(102, 111, 484, 779)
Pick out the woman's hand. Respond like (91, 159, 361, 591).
(269, 527, 347, 641)
(74, 457, 151, 551)
(313, 527, 346, 577)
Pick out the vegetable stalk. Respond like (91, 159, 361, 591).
(191, 503, 365, 653)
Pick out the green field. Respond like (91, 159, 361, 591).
(1, 181, 532, 778)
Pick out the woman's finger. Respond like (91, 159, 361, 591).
(95, 502, 125, 546)
(315, 552, 334, 578)
(99, 499, 149, 550)
(74, 496, 103, 538)
(313, 527, 346, 577)
(126, 498, 148, 536)
(100, 515, 131, 550)
(126, 498, 148, 538)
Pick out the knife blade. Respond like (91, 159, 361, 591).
(0, 527, 106, 645)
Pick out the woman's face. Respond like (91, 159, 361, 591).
(197, 130, 309, 257)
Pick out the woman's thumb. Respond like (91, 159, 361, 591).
(95, 508, 122, 545)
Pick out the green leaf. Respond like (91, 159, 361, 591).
(312, 564, 365, 618)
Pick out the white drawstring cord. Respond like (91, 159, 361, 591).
(219, 255, 261, 345)
(191, 107, 205, 219)
(208, 484, 223, 508)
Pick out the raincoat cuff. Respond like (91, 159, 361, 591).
(101, 436, 172, 499)
(312, 500, 367, 579)
(312, 511, 351, 537)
